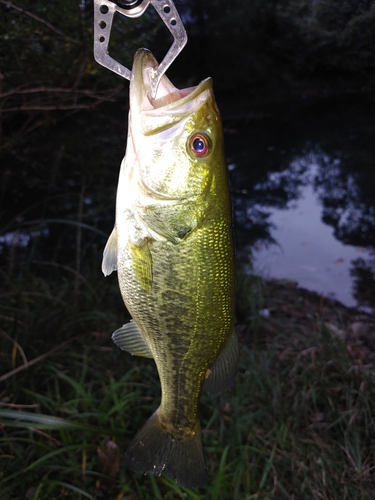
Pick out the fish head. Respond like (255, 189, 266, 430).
(128, 48, 225, 204)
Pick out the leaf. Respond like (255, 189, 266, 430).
(0, 409, 110, 434)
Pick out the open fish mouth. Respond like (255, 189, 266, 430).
(131, 48, 213, 115)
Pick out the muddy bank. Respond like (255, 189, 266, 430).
(238, 278, 375, 368)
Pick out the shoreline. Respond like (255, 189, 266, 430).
(238, 277, 375, 368)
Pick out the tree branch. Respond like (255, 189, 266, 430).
(0, 0, 80, 45)
(0, 333, 82, 383)
(0, 86, 124, 112)
(0, 86, 123, 100)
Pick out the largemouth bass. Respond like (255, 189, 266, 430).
(102, 48, 238, 488)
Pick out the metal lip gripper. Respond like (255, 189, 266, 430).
(93, 0, 187, 99)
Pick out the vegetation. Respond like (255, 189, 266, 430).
(181, 0, 375, 97)
(1, 1, 375, 498)
(2, 262, 375, 498)
(1, 0, 375, 130)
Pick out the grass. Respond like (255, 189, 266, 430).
(1, 248, 375, 499)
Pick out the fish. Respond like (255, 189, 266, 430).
(102, 48, 238, 489)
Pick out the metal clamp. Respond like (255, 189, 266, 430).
(93, 0, 187, 99)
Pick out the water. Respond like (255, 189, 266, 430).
(226, 95, 375, 311)
(253, 166, 372, 308)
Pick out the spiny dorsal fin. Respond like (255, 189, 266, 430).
(203, 328, 239, 395)
(112, 320, 153, 358)
(102, 226, 118, 276)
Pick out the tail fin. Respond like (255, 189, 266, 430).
(125, 409, 206, 488)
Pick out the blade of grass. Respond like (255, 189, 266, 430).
(0, 335, 81, 382)
(149, 475, 164, 500)
(0, 409, 116, 434)
(48, 480, 96, 499)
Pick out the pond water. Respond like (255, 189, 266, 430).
(252, 164, 372, 309)
(226, 94, 375, 312)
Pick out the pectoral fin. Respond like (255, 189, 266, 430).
(128, 240, 153, 292)
(102, 227, 118, 276)
(112, 320, 153, 358)
(203, 328, 239, 395)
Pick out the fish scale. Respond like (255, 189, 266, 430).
(102, 48, 238, 488)
(120, 218, 234, 412)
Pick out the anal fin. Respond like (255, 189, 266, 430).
(112, 320, 153, 358)
(203, 328, 239, 395)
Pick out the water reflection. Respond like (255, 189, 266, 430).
(252, 170, 373, 309)
(230, 138, 375, 311)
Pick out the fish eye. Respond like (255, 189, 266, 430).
(188, 133, 211, 158)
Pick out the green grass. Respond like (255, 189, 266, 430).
(1, 259, 375, 499)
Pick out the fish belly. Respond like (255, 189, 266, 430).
(118, 212, 235, 406)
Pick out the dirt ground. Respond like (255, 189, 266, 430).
(238, 278, 375, 368)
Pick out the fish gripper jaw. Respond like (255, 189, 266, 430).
(93, 0, 187, 99)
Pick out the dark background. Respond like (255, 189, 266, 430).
(1, 0, 375, 258)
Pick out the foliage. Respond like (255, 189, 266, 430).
(176, 0, 375, 95)
(1, 0, 375, 134)
(1, 1, 375, 498)
(0, 0, 170, 154)
(275, 0, 375, 73)
(350, 258, 375, 310)
(2, 267, 375, 498)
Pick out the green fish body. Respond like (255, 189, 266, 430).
(102, 49, 237, 488)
